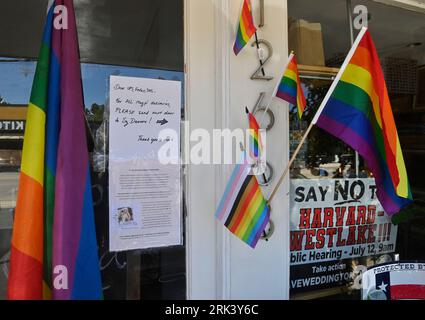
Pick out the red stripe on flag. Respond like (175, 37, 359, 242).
(391, 284, 425, 300)
(7, 246, 43, 300)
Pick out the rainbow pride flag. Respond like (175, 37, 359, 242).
(247, 108, 263, 160)
(233, 0, 257, 55)
(312, 28, 412, 215)
(8, 0, 102, 300)
(215, 156, 270, 248)
(276, 54, 306, 118)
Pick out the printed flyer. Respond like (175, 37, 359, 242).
(290, 178, 398, 294)
(108, 76, 182, 251)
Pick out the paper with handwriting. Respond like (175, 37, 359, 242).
(109, 76, 181, 251)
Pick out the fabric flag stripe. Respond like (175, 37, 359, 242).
(20, 104, 46, 186)
(391, 285, 425, 300)
(215, 162, 250, 221)
(276, 55, 306, 118)
(216, 155, 270, 248)
(8, 0, 102, 300)
(318, 102, 407, 211)
(248, 112, 262, 159)
(243, 200, 268, 242)
(52, 0, 102, 300)
(315, 29, 412, 215)
(43, 5, 62, 299)
(7, 4, 55, 300)
(225, 176, 257, 230)
(233, 0, 257, 55)
(233, 187, 264, 234)
(71, 168, 103, 298)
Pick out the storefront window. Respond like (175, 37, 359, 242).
(288, 0, 425, 300)
(0, 0, 184, 300)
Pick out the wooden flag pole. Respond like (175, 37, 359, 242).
(267, 121, 314, 203)
(267, 27, 368, 204)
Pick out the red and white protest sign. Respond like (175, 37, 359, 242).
(290, 178, 397, 265)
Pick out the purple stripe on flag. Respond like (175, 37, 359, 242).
(276, 91, 297, 105)
(250, 208, 270, 248)
(316, 114, 400, 214)
(52, 0, 97, 299)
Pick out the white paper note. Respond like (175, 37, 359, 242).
(109, 76, 181, 251)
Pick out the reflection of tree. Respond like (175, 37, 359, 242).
(292, 82, 354, 167)
(0, 95, 8, 105)
(85, 103, 105, 123)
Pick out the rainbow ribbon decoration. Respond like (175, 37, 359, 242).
(8, 0, 102, 300)
(233, 0, 257, 55)
(276, 54, 307, 118)
(215, 154, 270, 248)
(313, 28, 412, 215)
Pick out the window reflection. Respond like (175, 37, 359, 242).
(289, 0, 425, 300)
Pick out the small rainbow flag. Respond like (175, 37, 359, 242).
(276, 54, 306, 118)
(8, 0, 102, 300)
(313, 28, 412, 215)
(215, 156, 270, 248)
(233, 0, 257, 55)
(246, 108, 263, 160)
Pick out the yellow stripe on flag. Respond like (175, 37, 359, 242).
(235, 189, 263, 236)
(395, 136, 410, 198)
(340, 64, 383, 128)
(239, 20, 251, 43)
(21, 103, 45, 186)
(284, 69, 298, 83)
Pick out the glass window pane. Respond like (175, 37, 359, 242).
(0, 0, 185, 300)
(289, 0, 425, 300)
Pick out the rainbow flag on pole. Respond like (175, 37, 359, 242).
(312, 28, 412, 215)
(276, 54, 306, 118)
(233, 0, 257, 55)
(8, 0, 102, 300)
(215, 156, 270, 248)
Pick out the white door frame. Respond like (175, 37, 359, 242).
(184, 0, 290, 300)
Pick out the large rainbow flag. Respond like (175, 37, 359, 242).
(8, 0, 102, 299)
(233, 0, 257, 55)
(276, 54, 306, 118)
(215, 156, 270, 248)
(312, 28, 412, 215)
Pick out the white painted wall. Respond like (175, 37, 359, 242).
(185, 0, 290, 299)
(185, 0, 219, 299)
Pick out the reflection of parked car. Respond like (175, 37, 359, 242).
(0, 165, 20, 172)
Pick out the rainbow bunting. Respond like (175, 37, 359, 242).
(215, 156, 270, 248)
(313, 29, 412, 215)
(276, 54, 306, 118)
(247, 109, 263, 160)
(233, 0, 257, 55)
(8, 0, 102, 300)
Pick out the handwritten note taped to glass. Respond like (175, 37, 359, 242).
(109, 75, 181, 160)
(109, 76, 182, 251)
